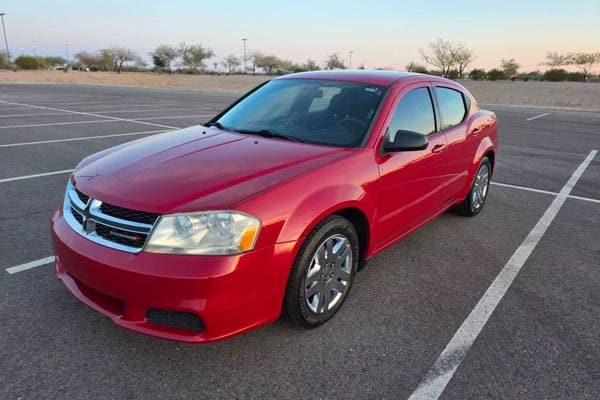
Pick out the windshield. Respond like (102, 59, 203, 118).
(215, 79, 386, 147)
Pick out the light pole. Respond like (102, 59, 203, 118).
(64, 41, 69, 63)
(32, 45, 36, 57)
(0, 12, 10, 62)
(348, 51, 353, 69)
(242, 38, 247, 73)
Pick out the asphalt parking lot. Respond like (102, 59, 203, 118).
(0, 83, 598, 400)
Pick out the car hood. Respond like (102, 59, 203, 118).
(74, 126, 351, 213)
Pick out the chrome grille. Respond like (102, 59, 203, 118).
(63, 182, 158, 253)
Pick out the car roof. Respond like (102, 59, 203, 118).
(276, 70, 431, 87)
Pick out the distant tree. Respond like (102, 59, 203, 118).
(486, 68, 506, 81)
(0, 52, 9, 68)
(99, 47, 139, 73)
(357, 62, 366, 70)
(247, 51, 263, 74)
(456, 48, 475, 78)
(279, 59, 300, 74)
(567, 52, 600, 82)
(179, 43, 214, 71)
(302, 58, 319, 71)
(420, 38, 473, 78)
(37, 56, 66, 69)
(469, 68, 486, 80)
(543, 68, 568, 82)
(133, 58, 148, 70)
(500, 58, 520, 78)
(543, 52, 571, 69)
(256, 54, 281, 74)
(15, 56, 40, 70)
(149, 45, 179, 73)
(325, 53, 346, 69)
(406, 62, 428, 73)
(76, 51, 101, 70)
(113, 47, 139, 73)
(420, 39, 453, 77)
(222, 54, 240, 73)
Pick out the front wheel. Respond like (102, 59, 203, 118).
(453, 157, 492, 217)
(283, 215, 359, 328)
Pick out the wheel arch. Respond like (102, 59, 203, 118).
(332, 207, 370, 263)
(282, 194, 377, 267)
(484, 148, 495, 174)
(457, 137, 495, 200)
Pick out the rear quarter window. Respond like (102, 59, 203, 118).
(435, 87, 467, 129)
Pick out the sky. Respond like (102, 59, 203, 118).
(2, 0, 599, 71)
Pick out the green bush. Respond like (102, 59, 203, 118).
(15, 56, 40, 70)
(447, 69, 460, 79)
(412, 65, 429, 74)
(486, 69, 506, 81)
(469, 69, 486, 80)
(0, 58, 12, 70)
(567, 72, 585, 82)
(543, 69, 568, 82)
(516, 71, 542, 81)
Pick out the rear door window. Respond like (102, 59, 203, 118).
(434, 87, 467, 129)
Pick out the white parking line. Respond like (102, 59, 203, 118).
(0, 108, 211, 118)
(408, 149, 597, 400)
(0, 115, 207, 129)
(492, 182, 600, 204)
(526, 112, 550, 121)
(132, 115, 211, 121)
(0, 112, 72, 118)
(0, 100, 179, 130)
(5, 256, 55, 274)
(0, 119, 120, 129)
(0, 169, 73, 184)
(38, 103, 175, 108)
(0, 129, 170, 148)
(492, 182, 559, 196)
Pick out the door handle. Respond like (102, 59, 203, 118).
(431, 144, 445, 153)
(470, 127, 483, 135)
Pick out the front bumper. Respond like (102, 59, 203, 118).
(51, 208, 295, 343)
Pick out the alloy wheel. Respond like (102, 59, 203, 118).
(304, 234, 353, 314)
(471, 164, 490, 212)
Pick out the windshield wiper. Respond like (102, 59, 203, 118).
(204, 121, 230, 131)
(235, 129, 304, 143)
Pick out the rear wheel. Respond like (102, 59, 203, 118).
(284, 215, 359, 328)
(453, 157, 492, 217)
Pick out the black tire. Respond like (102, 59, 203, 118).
(453, 157, 492, 217)
(283, 215, 360, 328)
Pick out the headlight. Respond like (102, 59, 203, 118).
(145, 211, 261, 255)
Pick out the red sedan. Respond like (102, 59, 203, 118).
(51, 71, 498, 343)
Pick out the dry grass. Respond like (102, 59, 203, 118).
(1, 70, 599, 112)
(0, 70, 269, 93)
(462, 80, 600, 112)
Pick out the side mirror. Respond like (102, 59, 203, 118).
(383, 130, 429, 152)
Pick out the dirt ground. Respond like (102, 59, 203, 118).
(1, 70, 599, 112)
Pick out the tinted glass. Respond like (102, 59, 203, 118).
(387, 87, 436, 141)
(435, 87, 467, 129)
(217, 79, 386, 147)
